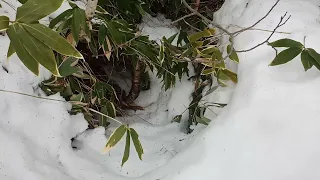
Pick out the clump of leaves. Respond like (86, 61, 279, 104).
(104, 125, 143, 166)
(1, 0, 82, 76)
(0, 0, 234, 166)
(268, 38, 320, 71)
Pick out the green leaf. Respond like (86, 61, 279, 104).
(0, 16, 9, 31)
(16, 0, 64, 23)
(58, 57, 78, 77)
(96, 5, 110, 14)
(121, 130, 131, 167)
(269, 38, 304, 48)
(105, 101, 116, 118)
(196, 116, 210, 125)
(202, 68, 215, 75)
(301, 49, 313, 71)
(104, 125, 127, 152)
(100, 106, 109, 126)
(72, 8, 81, 44)
(7, 24, 39, 75)
(167, 33, 177, 44)
(7, 43, 15, 58)
(227, 45, 239, 63)
(70, 93, 84, 102)
(15, 24, 59, 76)
(305, 48, 320, 70)
(222, 69, 238, 83)
(88, 34, 98, 56)
(188, 30, 211, 42)
(172, 115, 182, 123)
(177, 30, 189, 46)
(130, 128, 143, 160)
(22, 23, 83, 58)
(269, 47, 302, 66)
(98, 25, 107, 45)
(49, 9, 73, 29)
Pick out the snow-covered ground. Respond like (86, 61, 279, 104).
(1, 0, 320, 179)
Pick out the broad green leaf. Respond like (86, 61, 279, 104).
(16, 0, 64, 23)
(269, 38, 303, 48)
(7, 24, 39, 75)
(130, 128, 143, 160)
(301, 49, 313, 71)
(202, 68, 215, 75)
(189, 30, 210, 42)
(22, 23, 83, 58)
(104, 125, 127, 152)
(58, 57, 78, 77)
(49, 9, 73, 29)
(121, 130, 131, 166)
(306, 48, 320, 64)
(72, 8, 81, 43)
(305, 48, 320, 70)
(16, 24, 59, 76)
(222, 69, 238, 83)
(7, 43, 15, 58)
(269, 47, 302, 66)
(201, 46, 219, 55)
(0, 16, 9, 31)
(227, 45, 239, 63)
(172, 115, 182, 123)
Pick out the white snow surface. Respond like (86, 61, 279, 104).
(1, 0, 320, 180)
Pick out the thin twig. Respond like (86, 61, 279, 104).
(0, 88, 122, 124)
(0, 89, 68, 103)
(236, 13, 291, 53)
(171, 12, 196, 25)
(233, 0, 280, 35)
(88, 108, 122, 124)
(231, 24, 291, 35)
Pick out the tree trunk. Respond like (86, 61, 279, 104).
(125, 61, 141, 104)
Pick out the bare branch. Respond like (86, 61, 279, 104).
(171, 12, 197, 25)
(231, 24, 291, 35)
(236, 13, 291, 53)
(233, 0, 280, 35)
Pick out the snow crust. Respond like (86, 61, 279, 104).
(1, 0, 320, 180)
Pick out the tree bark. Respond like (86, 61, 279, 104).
(125, 61, 141, 104)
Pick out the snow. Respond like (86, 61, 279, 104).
(1, 0, 320, 180)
